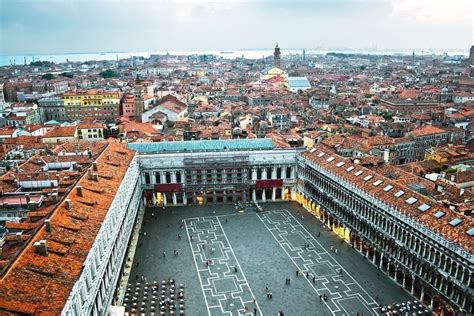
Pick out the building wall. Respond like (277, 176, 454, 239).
(62, 156, 141, 316)
(138, 148, 301, 205)
(296, 154, 473, 313)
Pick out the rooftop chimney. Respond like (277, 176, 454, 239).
(76, 186, 83, 197)
(25, 193, 30, 204)
(45, 219, 51, 232)
(34, 240, 48, 256)
(28, 200, 37, 210)
(92, 161, 98, 171)
(51, 192, 59, 203)
(93, 174, 98, 181)
(65, 199, 72, 210)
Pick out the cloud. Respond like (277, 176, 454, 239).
(390, 0, 472, 22)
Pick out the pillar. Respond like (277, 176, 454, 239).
(271, 167, 277, 179)
(359, 240, 363, 253)
(262, 168, 267, 180)
(163, 193, 168, 206)
(272, 187, 276, 201)
(171, 171, 177, 183)
(252, 189, 256, 202)
(172, 192, 177, 205)
(183, 193, 187, 205)
(161, 171, 166, 184)
(402, 272, 406, 289)
(252, 168, 257, 180)
(290, 166, 295, 179)
(372, 250, 377, 264)
(262, 189, 267, 202)
(411, 276, 415, 295)
(420, 286, 425, 303)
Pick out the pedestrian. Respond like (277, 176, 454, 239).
(190, 236, 193, 242)
(225, 219, 228, 223)
(319, 294, 322, 302)
(163, 251, 166, 258)
(136, 274, 139, 280)
(339, 268, 343, 275)
(330, 246, 334, 251)
(265, 285, 268, 291)
(335, 248, 338, 254)
(234, 266, 238, 273)
(202, 244, 205, 249)
(144, 232, 147, 236)
(318, 232, 321, 237)
(269, 292, 273, 299)
(254, 307, 257, 315)
(139, 242, 142, 248)
(312, 276, 316, 283)
(306, 272, 309, 279)
(136, 262, 139, 267)
(178, 233, 181, 240)
(253, 298, 256, 304)
(296, 270, 299, 277)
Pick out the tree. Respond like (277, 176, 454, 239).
(59, 72, 74, 78)
(41, 73, 54, 80)
(100, 69, 117, 78)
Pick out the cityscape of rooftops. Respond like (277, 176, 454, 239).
(0, 0, 472, 315)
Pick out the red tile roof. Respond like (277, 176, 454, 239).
(302, 147, 473, 254)
(0, 141, 135, 315)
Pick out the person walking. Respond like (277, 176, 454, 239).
(312, 276, 316, 283)
(234, 266, 238, 273)
(296, 270, 299, 277)
(163, 251, 166, 258)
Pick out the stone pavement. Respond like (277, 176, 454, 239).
(130, 202, 412, 315)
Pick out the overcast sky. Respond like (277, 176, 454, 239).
(0, 0, 472, 55)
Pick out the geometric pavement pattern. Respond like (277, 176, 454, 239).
(185, 216, 261, 315)
(258, 210, 379, 316)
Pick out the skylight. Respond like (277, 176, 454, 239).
(405, 197, 418, 205)
(354, 170, 363, 176)
(309, 148, 317, 153)
(326, 157, 335, 162)
(383, 185, 393, 192)
(363, 175, 373, 181)
(336, 161, 345, 167)
(346, 166, 355, 172)
(317, 152, 325, 157)
(467, 228, 474, 236)
(434, 211, 445, 219)
(449, 218, 463, 227)
(373, 180, 383, 186)
(394, 190, 405, 197)
(418, 204, 430, 212)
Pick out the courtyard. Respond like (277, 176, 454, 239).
(130, 202, 413, 315)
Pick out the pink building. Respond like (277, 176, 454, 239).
(121, 94, 136, 119)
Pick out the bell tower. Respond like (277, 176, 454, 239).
(274, 43, 281, 68)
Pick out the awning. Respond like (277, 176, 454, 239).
(154, 183, 183, 192)
(256, 179, 283, 189)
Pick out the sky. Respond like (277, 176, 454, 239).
(0, 0, 472, 55)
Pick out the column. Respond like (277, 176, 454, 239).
(272, 187, 276, 201)
(172, 192, 177, 205)
(183, 192, 187, 205)
(402, 272, 406, 289)
(163, 193, 168, 206)
(171, 171, 177, 183)
(271, 167, 277, 179)
(411, 276, 415, 295)
(252, 189, 256, 202)
(430, 296, 435, 309)
(262, 168, 267, 180)
(290, 166, 295, 179)
(252, 168, 257, 180)
(359, 240, 363, 253)
(420, 286, 425, 303)
(262, 189, 267, 202)
(161, 171, 166, 184)
(281, 188, 285, 200)
(372, 250, 377, 264)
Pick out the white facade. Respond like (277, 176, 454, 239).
(62, 156, 141, 316)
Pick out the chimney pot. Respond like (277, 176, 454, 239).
(65, 199, 72, 210)
(45, 219, 51, 232)
(93, 174, 99, 181)
(51, 192, 59, 202)
(25, 193, 30, 204)
(34, 240, 48, 256)
(92, 161, 98, 171)
(28, 200, 36, 210)
(76, 186, 83, 197)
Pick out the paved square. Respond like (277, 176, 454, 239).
(130, 202, 413, 315)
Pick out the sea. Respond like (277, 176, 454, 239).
(0, 49, 468, 67)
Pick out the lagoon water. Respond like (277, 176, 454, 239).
(0, 49, 466, 67)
